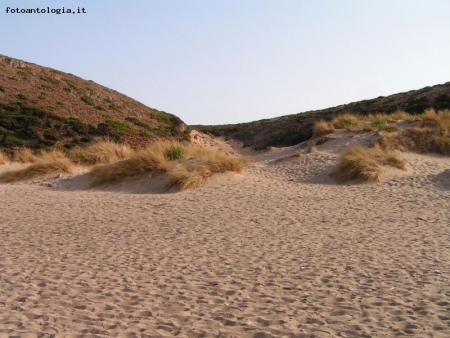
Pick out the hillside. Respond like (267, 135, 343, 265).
(195, 82, 450, 149)
(0, 55, 189, 150)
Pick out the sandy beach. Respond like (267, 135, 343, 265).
(0, 139, 449, 337)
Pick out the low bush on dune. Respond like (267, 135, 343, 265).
(89, 140, 250, 190)
(166, 145, 185, 160)
(0, 152, 74, 182)
(312, 120, 335, 138)
(68, 140, 132, 165)
(0, 150, 9, 165)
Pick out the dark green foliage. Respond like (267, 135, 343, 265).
(0, 103, 100, 149)
(17, 70, 28, 78)
(40, 76, 60, 85)
(96, 119, 129, 140)
(109, 104, 119, 111)
(95, 105, 104, 111)
(406, 97, 430, 114)
(166, 145, 185, 160)
(0, 86, 4, 92)
(125, 116, 152, 130)
(64, 79, 78, 90)
(81, 95, 94, 106)
(17, 94, 27, 100)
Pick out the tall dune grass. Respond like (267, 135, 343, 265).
(0, 150, 9, 165)
(377, 109, 450, 155)
(69, 140, 132, 165)
(0, 151, 74, 182)
(332, 145, 406, 183)
(89, 140, 250, 190)
(313, 120, 335, 138)
(13, 148, 38, 163)
(332, 114, 360, 131)
(332, 146, 381, 183)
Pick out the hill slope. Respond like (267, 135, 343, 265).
(195, 82, 450, 149)
(0, 55, 189, 150)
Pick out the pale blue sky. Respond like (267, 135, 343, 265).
(1, 1, 450, 125)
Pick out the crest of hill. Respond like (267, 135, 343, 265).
(0, 55, 189, 150)
(194, 82, 450, 150)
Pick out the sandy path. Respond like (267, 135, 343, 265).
(0, 152, 449, 337)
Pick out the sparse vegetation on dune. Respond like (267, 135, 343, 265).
(0, 150, 9, 165)
(332, 145, 406, 183)
(312, 120, 335, 138)
(376, 109, 450, 155)
(68, 140, 132, 165)
(13, 148, 38, 163)
(89, 140, 250, 190)
(0, 152, 73, 182)
(332, 146, 381, 183)
(332, 114, 360, 131)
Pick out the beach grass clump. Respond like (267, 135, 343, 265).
(377, 109, 450, 155)
(0, 152, 74, 182)
(292, 150, 301, 157)
(389, 110, 416, 122)
(332, 114, 360, 131)
(89, 140, 250, 190)
(369, 114, 390, 129)
(384, 153, 406, 170)
(0, 150, 9, 165)
(313, 120, 335, 138)
(13, 148, 38, 163)
(89, 145, 173, 186)
(332, 146, 381, 183)
(68, 140, 132, 165)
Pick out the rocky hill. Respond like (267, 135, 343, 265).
(195, 82, 450, 149)
(0, 55, 189, 150)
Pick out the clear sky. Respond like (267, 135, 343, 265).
(1, 0, 450, 125)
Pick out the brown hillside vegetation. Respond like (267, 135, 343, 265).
(0, 55, 189, 150)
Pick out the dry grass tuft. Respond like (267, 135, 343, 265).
(313, 120, 335, 138)
(0, 156, 74, 182)
(165, 164, 212, 191)
(332, 114, 360, 131)
(390, 110, 421, 122)
(89, 140, 250, 190)
(0, 150, 9, 165)
(89, 145, 173, 187)
(292, 150, 301, 157)
(13, 148, 38, 163)
(332, 146, 381, 183)
(69, 140, 132, 165)
(378, 109, 450, 155)
(384, 153, 406, 170)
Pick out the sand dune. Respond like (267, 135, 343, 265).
(0, 135, 449, 337)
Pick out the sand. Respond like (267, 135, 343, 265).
(0, 136, 449, 337)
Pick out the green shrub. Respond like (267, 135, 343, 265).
(166, 145, 185, 160)
(64, 79, 78, 90)
(125, 116, 152, 130)
(17, 94, 27, 100)
(81, 95, 94, 106)
(40, 76, 60, 85)
(2, 135, 25, 147)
